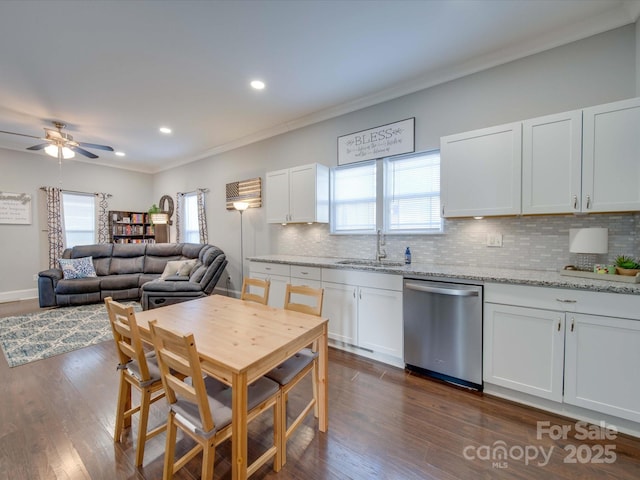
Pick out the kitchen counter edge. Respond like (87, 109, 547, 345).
(247, 255, 640, 295)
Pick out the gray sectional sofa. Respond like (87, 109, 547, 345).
(38, 243, 227, 310)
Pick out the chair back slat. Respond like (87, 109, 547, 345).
(149, 320, 215, 432)
(283, 284, 324, 317)
(241, 277, 271, 305)
(105, 297, 151, 381)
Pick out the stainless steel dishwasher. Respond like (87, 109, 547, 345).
(403, 277, 483, 390)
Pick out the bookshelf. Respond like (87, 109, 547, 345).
(109, 210, 156, 244)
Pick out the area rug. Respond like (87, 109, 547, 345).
(0, 302, 140, 367)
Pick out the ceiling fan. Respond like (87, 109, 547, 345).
(0, 121, 114, 159)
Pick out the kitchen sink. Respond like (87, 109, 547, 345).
(336, 259, 405, 267)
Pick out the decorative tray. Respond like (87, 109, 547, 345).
(559, 269, 640, 284)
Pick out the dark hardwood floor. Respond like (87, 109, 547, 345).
(1, 299, 639, 479)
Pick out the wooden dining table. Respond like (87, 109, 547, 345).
(135, 294, 329, 480)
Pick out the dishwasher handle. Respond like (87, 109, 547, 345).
(404, 281, 479, 297)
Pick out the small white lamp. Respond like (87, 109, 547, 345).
(233, 201, 250, 289)
(569, 228, 608, 271)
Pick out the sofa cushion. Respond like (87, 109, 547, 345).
(144, 243, 185, 273)
(181, 243, 206, 259)
(109, 243, 146, 274)
(59, 257, 97, 280)
(55, 278, 102, 295)
(71, 244, 113, 276)
(139, 273, 160, 286)
(141, 280, 203, 293)
(100, 274, 141, 290)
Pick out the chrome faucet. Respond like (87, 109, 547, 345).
(376, 229, 387, 261)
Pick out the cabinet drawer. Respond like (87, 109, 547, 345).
(322, 268, 402, 291)
(290, 265, 321, 281)
(485, 282, 640, 320)
(249, 262, 290, 277)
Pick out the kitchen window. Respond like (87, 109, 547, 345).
(330, 160, 377, 233)
(330, 150, 441, 234)
(62, 192, 96, 247)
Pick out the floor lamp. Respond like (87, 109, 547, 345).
(233, 201, 249, 292)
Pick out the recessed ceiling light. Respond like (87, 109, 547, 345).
(159, 127, 172, 134)
(115, 151, 126, 157)
(250, 80, 265, 90)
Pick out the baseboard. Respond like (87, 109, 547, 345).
(0, 288, 38, 304)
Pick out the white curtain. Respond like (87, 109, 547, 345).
(43, 186, 64, 268)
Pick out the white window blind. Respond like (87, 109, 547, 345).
(384, 151, 441, 233)
(184, 193, 200, 243)
(330, 161, 377, 234)
(62, 192, 96, 247)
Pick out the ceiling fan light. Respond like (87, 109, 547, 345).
(44, 144, 75, 159)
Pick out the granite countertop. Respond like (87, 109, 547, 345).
(247, 254, 640, 295)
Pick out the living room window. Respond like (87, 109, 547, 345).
(183, 192, 200, 243)
(62, 192, 96, 247)
(330, 150, 441, 234)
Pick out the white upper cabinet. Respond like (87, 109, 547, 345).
(441, 122, 522, 218)
(582, 97, 640, 213)
(522, 110, 582, 214)
(266, 163, 329, 224)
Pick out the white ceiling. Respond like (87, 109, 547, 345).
(0, 0, 639, 173)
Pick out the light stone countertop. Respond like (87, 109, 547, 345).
(247, 254, 640, 295)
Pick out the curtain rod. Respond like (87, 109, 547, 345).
(39, 187, 112, 197)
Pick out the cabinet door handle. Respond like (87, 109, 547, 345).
(555, 298, 576, 303)
(586, 195, 591, 209)
(572, 195, 578, 210)
(441, 205, 445, 217)
(353, 289, 356, 298)
(300, 271, 308, 275)
(557, 319, 562, 332)
(570, 318, 575, 332)
(359, 290, 362, 300)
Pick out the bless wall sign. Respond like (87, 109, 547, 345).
(337, 117, 415, 165)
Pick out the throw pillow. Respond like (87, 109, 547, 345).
(177, 259, 197, 276)
(160, 259, 197, 280)
(59, 256, 98, 280)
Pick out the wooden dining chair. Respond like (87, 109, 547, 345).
(148, 320, 282, 479)
(104, 297, 166, 467)
(266, 284, 324, 465)
(240, 277, 271, 305)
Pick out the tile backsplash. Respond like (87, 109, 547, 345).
(273, 213, 639, 272)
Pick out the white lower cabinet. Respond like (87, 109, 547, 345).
(248, 262, 290, 308)
(322, 268, 403, 364)
(484, 283, 640, 425)
(484, 303, 565, 402)
(564, 313, 640, 423)
(322, 281, 358, 345)
(358, 287, 403, 359)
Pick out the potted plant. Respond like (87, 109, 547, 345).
(148, 204, 166, 225)
(614, 255, 640, 276)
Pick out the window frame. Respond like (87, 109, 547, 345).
(330, 149, 442, 235)
(183, 192, 200, 243)
(61, 191, 96, 248)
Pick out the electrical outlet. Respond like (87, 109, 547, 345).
(32, 274, 38, 282)
(486, 233, 503, 247)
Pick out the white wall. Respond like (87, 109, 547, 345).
(0, 148, 153, 300)
(154, 25, 638, 292)
(637, 18, 640, 94)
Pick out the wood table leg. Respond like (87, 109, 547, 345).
(317, 325, 329, 432)
(232, 371, 248, 480)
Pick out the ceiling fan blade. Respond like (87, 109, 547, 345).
(0, 130, 43, 140)
(77, 141, 114, 152)
(70, 145, 99, 159)
(26, 143, 51, 151)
